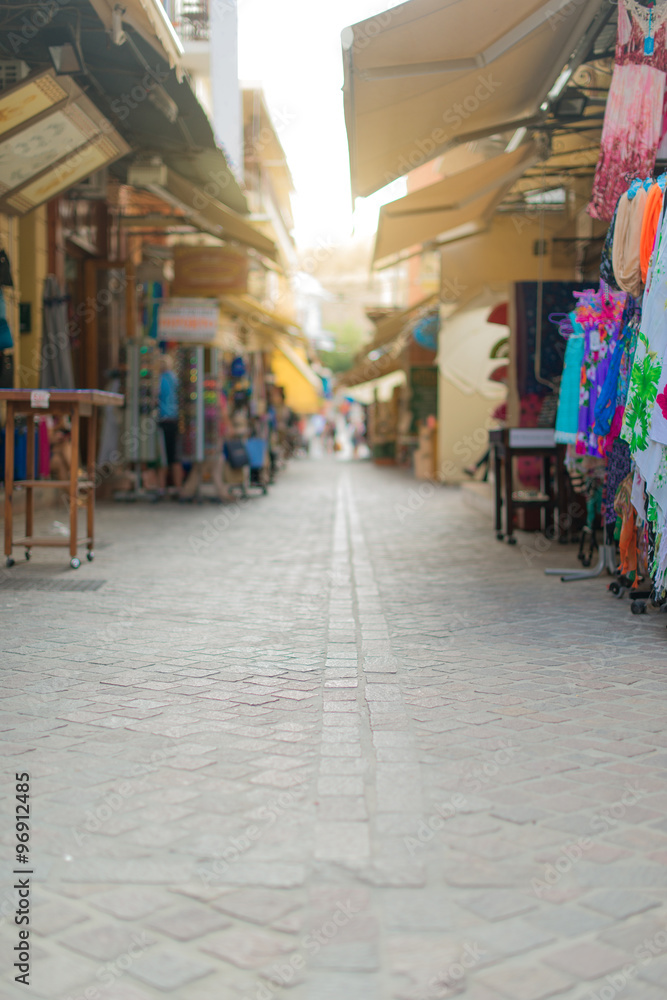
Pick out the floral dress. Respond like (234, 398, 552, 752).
(588, 4, 667, 221)
(575, 290, 627, 457)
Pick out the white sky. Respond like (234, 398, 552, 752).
(238, 0, 406, 250)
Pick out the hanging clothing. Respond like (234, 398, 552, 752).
(612, 187, 648, 298)
(555, 313, 586, 444)
(605, 438, 632, 525)
(41, 275, 75, 389)
(588, 3, 667, 221)
(600, 198, 621, 289)
(575, 289, 627, 457)
(640, 181, 664, 283)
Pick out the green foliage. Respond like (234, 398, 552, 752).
(319, 320, 367, 374)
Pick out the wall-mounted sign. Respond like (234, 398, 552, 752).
(0, 71, 129, 215)
(171, 246, 248, 297)
(158, 299, 220, 343)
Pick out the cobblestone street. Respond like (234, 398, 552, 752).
(1, 457, 667, 1000)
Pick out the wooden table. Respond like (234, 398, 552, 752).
(489, 427, 567, 545)
(1, 390, 123, 569)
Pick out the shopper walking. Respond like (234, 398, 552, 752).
(158, 353, 183, 493)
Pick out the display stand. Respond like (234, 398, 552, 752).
(1, 390, 123, 568)
(114, 340, 161, 501)
(489, 427, 566, 544)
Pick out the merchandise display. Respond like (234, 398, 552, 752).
(552, 166, 667, 596)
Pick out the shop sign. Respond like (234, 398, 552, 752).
(172, 247, 248, 296)
(158, 299, 220, 342)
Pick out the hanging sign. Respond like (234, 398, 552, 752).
(171, 246, 248, 297)
(158, 299, 220, 342)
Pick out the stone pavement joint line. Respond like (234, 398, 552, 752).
(0, 458, 666, 1000)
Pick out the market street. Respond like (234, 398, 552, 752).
(1, 457, 667, 1000)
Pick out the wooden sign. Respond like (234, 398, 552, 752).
(172, 246, 248, 297)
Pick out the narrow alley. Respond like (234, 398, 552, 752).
(1, 459, 666, 1000)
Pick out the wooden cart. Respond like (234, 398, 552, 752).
(1, 389, 123, 569)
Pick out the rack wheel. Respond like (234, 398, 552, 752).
(631, 600, 647, 615)
(70, 557, 81, 570)
(507, 536, 517, 545)
(496, 532, 504, 541)
(5, 556, 14, 568)
(87, 551, 94, 562)
(24, 550, 30, 561)
(608, 581, 621, 595)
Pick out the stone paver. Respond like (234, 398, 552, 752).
(1, 458, 667, 999)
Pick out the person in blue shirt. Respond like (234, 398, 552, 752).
(158, 354, 183, 491)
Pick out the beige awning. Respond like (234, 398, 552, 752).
(360, 292, 440, 357)
(128, 164, 278, 261)
(342, 0, 602, 198)
(341, 292, 440, 388)
(219, 293, 302, 338)
(0, 71, 130, 215)
(373, 142, 540, 263)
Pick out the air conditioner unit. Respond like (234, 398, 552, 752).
(67, 169, 108, 200)
(0, 60, 29, 91)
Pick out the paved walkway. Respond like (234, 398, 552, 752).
(1, 458, 667, 1000)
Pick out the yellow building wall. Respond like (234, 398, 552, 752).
(271, 349, 321, 415)
(18, 206, 48, 388)
(439, 212, 576, 306)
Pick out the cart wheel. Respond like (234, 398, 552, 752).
(70, 557, 81, 570)
(5, 556, 15, 568)
(87, 551, 94, 562)
(24, 550, 30, 561)
(507, 536, 517, 545)
(609, 581, 620, 595)
(631, 600, 647, 615)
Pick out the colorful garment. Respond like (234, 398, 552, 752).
(576, 289, 627, 457)
(555, 314, 586, 445)
(612, 188, 648, 298)
(588, 5, 667, 221)
(600, 197, 621, 289)
(605, 438, 632, 525)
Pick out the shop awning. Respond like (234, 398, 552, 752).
(360, 292, 440, 357)
(342, 369, 407, 404)
(219, 294, 303, 338)
(268, 335, 323, 414)
(340, 296, 439, 389)
(128, 165, 278, 260)
(342, 0, 602, 198)
(0, 70, 130, 215)
(11, 2, 248, 216)
(373, 142, 540, 263)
